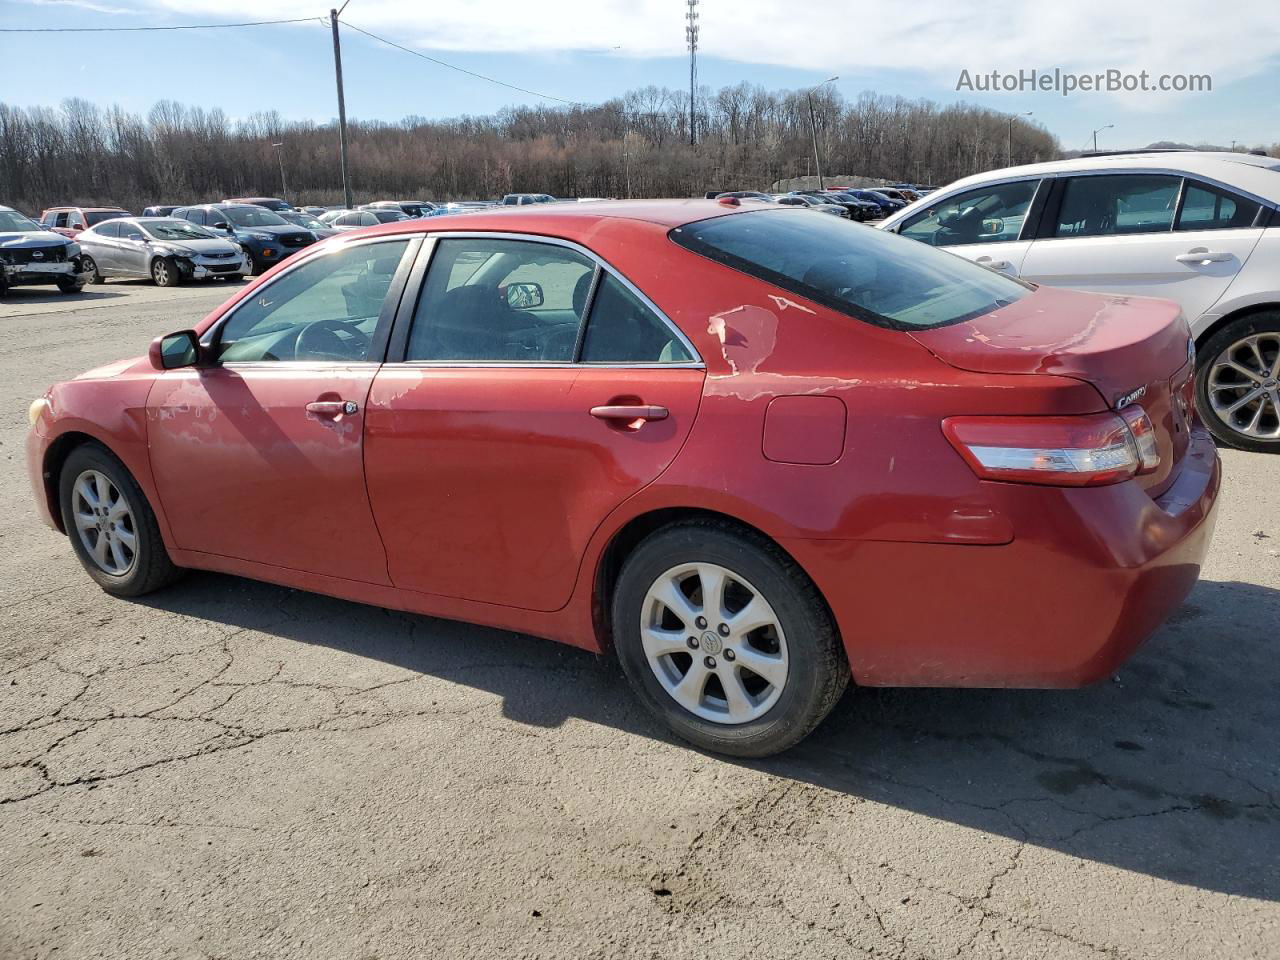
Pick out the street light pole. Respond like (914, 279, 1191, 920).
(330, 4, 353, 208)
(806, 75, 838, 190)
(1007, 111, 1032, 167)
(1091, 123, 1113, 153)
(271, 142, 288, 202)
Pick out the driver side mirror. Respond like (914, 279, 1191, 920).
(149, 330, 202, 371)
(505, 281, 544, 309)
(212, 221, 230, 231)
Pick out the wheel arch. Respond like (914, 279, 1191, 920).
(40, 430, 102, 533)
(1194, 302, 1280, 353)
(591, 506, 835, 654)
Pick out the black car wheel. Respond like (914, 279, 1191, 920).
(55, 276, 85, 295)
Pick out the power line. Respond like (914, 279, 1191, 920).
(0, 17, 321, 33)
(339, 19, 582, 106)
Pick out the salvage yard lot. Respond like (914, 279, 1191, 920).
(1, 282, 1278, 959)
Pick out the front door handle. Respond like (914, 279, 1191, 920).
(1175, 249, 1231, 264)
(974, 256, 1013, 271)
(306, 399, 358, 418)
(590, 404, 669, 422)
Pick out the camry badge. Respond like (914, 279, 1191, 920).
(1116, 385, 1147, 409)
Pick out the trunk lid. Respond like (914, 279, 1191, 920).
(911, 286, 1195, 495)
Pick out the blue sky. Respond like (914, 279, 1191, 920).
(3, 0, 1278, 152)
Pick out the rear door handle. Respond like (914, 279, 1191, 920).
(1175, 249, 1231, 263)
(590, 404, 669, 422)
(306, 400, 358, 417)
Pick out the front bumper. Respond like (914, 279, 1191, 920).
(25, 424, 59, 531)
(785, 428, 1222, 688)
(3, 260, 83, 284)
(178, 255, 250, 279)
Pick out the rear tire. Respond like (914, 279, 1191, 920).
(81, 254, 103, 284)
(611, 521, 848, 757)
(58, 444, 184, 597)
(1195, 314, 1280, 453)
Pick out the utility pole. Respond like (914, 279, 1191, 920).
(685, 0, 698, 146)
(1090, 123, 1113, 153)
(1006, 111, 1032, 167)
(806, 76, 838, 190)
(271, 142, 288, 202)
(330, 4, 353, 208)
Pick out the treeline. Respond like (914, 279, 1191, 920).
(0, 86, 1061, 212)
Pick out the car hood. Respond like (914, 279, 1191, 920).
(233, 224, 310, 239)
(74, 355, 151, 381)
(1, 230, 70, 249)
(155, 237, 241, 255)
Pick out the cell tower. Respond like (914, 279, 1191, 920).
(686, 0, 699, 145)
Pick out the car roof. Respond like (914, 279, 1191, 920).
(326, 199, 761, 242)
(928, 151, 1280, 203)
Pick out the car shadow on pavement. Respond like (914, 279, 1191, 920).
(136, 573, 1280, 902)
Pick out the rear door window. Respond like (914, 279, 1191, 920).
(671, 209, 1028, 330)
(580, 273, 694, 363)
(1052, 174, 1181, 238)
(1176, 181, 1263, 231)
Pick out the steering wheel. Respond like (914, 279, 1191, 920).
(294, 317, 372, 362)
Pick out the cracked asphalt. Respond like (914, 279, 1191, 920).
(1, 281, 1278, 960)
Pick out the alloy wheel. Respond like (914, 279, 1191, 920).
(71, 469, 137, 576)
(1206, 332, 1280, 441)
(640, 562, 789, 724)
(152, 258, 173, 287)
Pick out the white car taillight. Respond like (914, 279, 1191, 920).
(942, 412, 1142, 487)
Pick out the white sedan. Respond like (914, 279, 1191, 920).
(879, 151, 1280, 452)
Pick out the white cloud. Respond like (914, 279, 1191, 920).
(91, 0, 1280, 93)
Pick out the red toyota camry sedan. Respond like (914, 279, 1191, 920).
(25, 200, 1221, 756)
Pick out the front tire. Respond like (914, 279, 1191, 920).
(1195, 314, 1280, 453)
(612, 521, 848, 757)
(56, 276, 85, 295)
(151, 256, 180, 287)
(58, 444, 184, 597)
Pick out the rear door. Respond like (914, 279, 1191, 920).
(364, 233, 705, 611)
(1020, 173, 1266, 321)
(895, 178, 1042, 278)
(87, 222, 122, 272)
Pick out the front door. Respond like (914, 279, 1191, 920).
(364, 235, 705, 611)
(1020, 174, 1265, 321)
(896, 178, 1041, 278)
(147, 236, 416, 582)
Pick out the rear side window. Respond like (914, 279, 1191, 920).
(1177, 181, 1262, 231)
(96, 222, 122, 238)
(580, 273, 693, 363)
(670, 210, 1028, 330)
(1053, 174, 1181, 238)
(899, 180, 1037, 247)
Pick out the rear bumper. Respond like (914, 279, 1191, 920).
(784, 429, 1222, 688)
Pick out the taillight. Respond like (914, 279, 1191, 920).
(1117, 404, 1160, 474)
(943, 409, 1158, 487)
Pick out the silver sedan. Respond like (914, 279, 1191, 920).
(77, 217, 249, 286)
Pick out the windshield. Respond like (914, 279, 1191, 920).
(0, 210, 40, 232)
(141, 220, 216, 241)
(670, 209, 1029, 331)
(282, 212, 327, 229)
(85, 210, 128, 226)
(223, 207, 288, 227)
